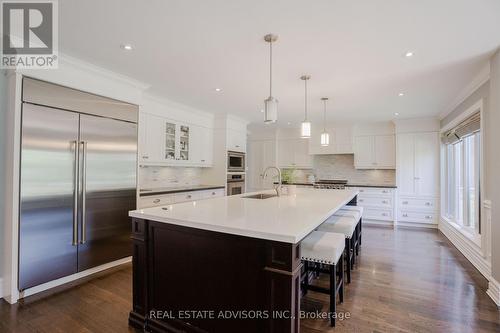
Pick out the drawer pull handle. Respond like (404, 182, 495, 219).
(359, 199, 364, 202)
(425, 202, 432, 206)
(402, 201, 408, 205)
(403, 213, 408, 217)
(187, 195, 192, 199)
(359, 189, 364, 192)
(382, 190, 388, 193)
(142, 156, 149, 159)
(382, 213, 388, 216)
(382, 200, 388, 204)
(153, 199, 161, 203)
(425, 215, 432, 219)
(212, 192, 216, 195)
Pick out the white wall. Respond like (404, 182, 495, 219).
(488, 50, 500, 285)
(0, 69, 7, 289)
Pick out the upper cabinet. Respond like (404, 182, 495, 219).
(227, 128, 246, 153)
(277, 138, 313, 169)
(308, 126, 353, 155)
(353, 135, 396, 169)
(138, 112, 214, 167)
(397, 132, 439, 197)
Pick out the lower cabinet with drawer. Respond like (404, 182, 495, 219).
(347, 186, 396, 226)
(138, 188, 225, 208)
(398, 196, 438, 226)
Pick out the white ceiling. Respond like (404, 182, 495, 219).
(59, 0, 500, 127)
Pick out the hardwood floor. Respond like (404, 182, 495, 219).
(1, 225, 499, 332)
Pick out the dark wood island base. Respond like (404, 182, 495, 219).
(129, 218, 302, 333)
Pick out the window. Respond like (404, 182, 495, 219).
(443, 113, 481, 237)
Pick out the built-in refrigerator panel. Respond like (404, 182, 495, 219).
(77, 114, 137, 271)
(19, 104, 80, 290)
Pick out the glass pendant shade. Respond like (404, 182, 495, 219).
(301, 121, 311, 138)
(264, 96, 278, 123)
(320, 132, 330, 146)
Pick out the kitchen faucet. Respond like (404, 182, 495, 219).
(262, 166, 282, 196)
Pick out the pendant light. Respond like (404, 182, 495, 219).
(264, 34, 278, 123)
(300, 75, 311, 138)
(320, 97, 330, 146)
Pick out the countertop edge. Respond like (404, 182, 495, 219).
(276, 182, 397, 189)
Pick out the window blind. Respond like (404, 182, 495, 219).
(442, 112, 480, 145)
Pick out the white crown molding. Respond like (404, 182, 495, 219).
(439, 62, 490, 120)
(57, 53, 151, 91)
(487, 278, 500, 308)
(142, 92, 214, 119)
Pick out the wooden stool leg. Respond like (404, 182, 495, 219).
(339, 253, 344, 304)
(303, 261, 309, 295)
(345, 239, 351, 284)
(350, 237, 356, 269)
(355, 227, 360, 256)
(330, 263, 337, 327)
(359, 218, 362, 247)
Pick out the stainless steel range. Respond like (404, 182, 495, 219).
(313, 179, 348, 190)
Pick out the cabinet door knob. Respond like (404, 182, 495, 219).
(402, 201, 409, 205)
(212, 192, 216, 195)
(187, 195, 192, 199)
(403, 213, 408, 217)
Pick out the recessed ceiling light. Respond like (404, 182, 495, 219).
(398, 92, 404, 96)
(121, 44, 133, 51)
(260, 109, 264, 113)
(214, 88, 222, 92)
(404, 51, 414, 57)
(394, 112, 400, 116)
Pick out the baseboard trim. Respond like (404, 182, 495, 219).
(397, 222, 438, 229)
(364, 219, 394, 227)
(18, 257, 132, 300)
(487, 278, 500, 308)
(439, 219, 491, 282)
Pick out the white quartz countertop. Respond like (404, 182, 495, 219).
(129, 188, 358, 244)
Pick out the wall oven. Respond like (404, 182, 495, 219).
(227, 174, 245, 196)
(227, 151, 245, 172)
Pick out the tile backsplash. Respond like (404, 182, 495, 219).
(313, 154, 395, 184)
(284, 154, 395, 185)
(139, 166, 203, 189)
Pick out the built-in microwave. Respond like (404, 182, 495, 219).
(227, 151, 245, 172)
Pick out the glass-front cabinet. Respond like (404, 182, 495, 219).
(164, 121, 190, 162)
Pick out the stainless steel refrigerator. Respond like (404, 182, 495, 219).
(19, 78, 138, 290)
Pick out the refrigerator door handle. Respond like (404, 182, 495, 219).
(80, 141, 88, 244)
(72, 140, 79, 246)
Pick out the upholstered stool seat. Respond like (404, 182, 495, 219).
(318, 215, 356, 238)
(301, 231, 345, 265)
(300, 231, 345, 327)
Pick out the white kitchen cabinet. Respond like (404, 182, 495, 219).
(139, 112, 214, 167)
(347, 186, 396, 224)
(227, 128, 246, 152)
(138, 188, 225, 209)
(354, 135, 395, 169)
(309, 126, 353, 155)
(139, 113, 165, 163)
(397, 132, 440, 226)
(277, 138, 312, 169)
(190, 125, 213, 167)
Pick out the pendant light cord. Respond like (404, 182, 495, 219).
(269, 40, 273, 97)
(304, 78, 308, 121)
(323, 99, 327, 132)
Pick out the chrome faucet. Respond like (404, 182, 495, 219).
(262, 166, 282, 196)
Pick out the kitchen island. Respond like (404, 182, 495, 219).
(128, 188, 358, 333)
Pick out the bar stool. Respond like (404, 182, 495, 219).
(317, 213, 358, 283)
(340, 206, 364, 254)
(301, 231, 345, 327)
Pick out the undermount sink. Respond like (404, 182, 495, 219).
(242, 193, 278, 199)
